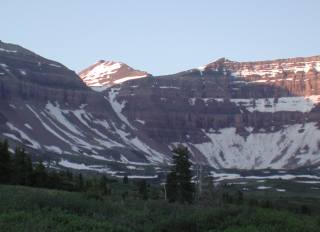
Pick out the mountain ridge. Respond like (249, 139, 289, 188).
(1, 40, 320, 174)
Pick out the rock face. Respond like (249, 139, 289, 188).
(0, 41, 166, 175)
(1, 39, 320, 173)
(0, 40, 86, 90)
(79, 60, 150, 90)
(204, 56, 320, 77)
(98, 56, 320, 169)
(202, 56, 320, 96)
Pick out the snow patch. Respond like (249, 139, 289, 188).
(45, 145, 63, 154)
(6, 122, 41, 149)
(91, 86, 108, 92)
(45, 102, 83, 136)
(257, 186, 271, 190)
(114, 75, 147, 84)
(3, 133, 22, 142)
(135, 119, 145, 125)
(106, 88, 135, 130)
(49, 63, 62, 68)
(19, 69, 27, 75)
(159, 86, 180, 89)
(24, 124, 32, 130)
(276, 188, 286, 192)
(0, 48, 17, 53)
(194, 123, 320, 169)
(214, 95, 320, 113)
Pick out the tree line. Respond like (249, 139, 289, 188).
(0, 139, 83, 190)
(0, 139, 198, 203)
(0, 139, 161, 201)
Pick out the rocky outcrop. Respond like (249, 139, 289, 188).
(200, 56, 320, 96)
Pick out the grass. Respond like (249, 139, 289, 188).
(1, 184, 320, 231)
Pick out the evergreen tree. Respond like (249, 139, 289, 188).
(203, 175, 215, 203)
(138, 180, 148, 200)
(0, 140, 12, 183)
(47, 170, 62, 189)
(166, 171, 177, 202)
(237, 190, 244, 204)
(12, 147, 32, 185)
(76, 173, 84, 191)
(99, 175, 111, 195)
(32, 161, 48, 187)
(25, 155, 33, 186)
(58, 170, 74, 191)
(123, 175, 129, 184)
(166, 146, 195, 204)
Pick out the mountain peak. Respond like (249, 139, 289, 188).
(79, 60, 150, 90)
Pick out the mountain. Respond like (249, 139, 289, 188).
(1, 39, 320, 176)
(0, 40, 86, 90)
(102, 56, 320, 170)
(0, 40, 165, 176)
(79, 60, 150, 91)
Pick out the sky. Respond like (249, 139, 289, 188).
(1, 0, 320, 75)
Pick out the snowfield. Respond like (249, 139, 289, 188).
(189, 122, 320, 169)
(189, 95, 320, 113)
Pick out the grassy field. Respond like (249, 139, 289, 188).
(1, 183, 320, 232)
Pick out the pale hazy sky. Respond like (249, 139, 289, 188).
(1, 0, 320, 75)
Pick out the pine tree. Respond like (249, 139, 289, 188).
(166, 146, 195, 204)
(123, 175, 129, 184)
(202, 175, 215, 204)
(32, 161, 48, 187)
(77, 173, 84, 191)
(12, 147, 31, 185)
(166, 171, 177, 202)
(12, 147, 23, 184)
(25, 154, 33, 186)
(0, 140, 12, 183)
(47, 170, 62, 189)
(138, 180, 148, 200)
(99, 175, 111, 195)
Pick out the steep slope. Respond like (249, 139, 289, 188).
(79, 60, 150, 90)
(100, 56, 320, 169)
(0, 40, 167, 176)
(0, 40, 86, 90)
(1, 40, 320, 172)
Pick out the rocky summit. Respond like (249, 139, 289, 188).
(79, 60, 150, 91)
(1, 40, 320, 176)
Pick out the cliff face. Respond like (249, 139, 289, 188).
(102, 56, 320, 169)
(1, 40, 320, 172)
(202, 56, 320, 96)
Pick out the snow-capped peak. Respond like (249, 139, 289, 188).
(79, 60, 150, 91)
